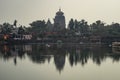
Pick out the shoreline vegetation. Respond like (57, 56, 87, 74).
(0, 19, 120, 45)
(0, 9, 120, 45)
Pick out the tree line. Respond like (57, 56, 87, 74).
(68, 19, 120, 37)
(0, 19, 120, 38)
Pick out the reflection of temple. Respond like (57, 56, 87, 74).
(54, 55, 65, 72)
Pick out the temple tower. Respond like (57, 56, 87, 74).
(54, 8, 66, 31)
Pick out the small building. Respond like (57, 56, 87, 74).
(46, 19, 53, 32)
(90, 36, 101, 43)
(13, 34, 32, 40)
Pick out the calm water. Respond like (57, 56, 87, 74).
(0, 43, 120, 80)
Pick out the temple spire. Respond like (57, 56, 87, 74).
(59, 7, 61, 12)
(54, 7, 66, 31)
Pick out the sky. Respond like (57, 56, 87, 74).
(0, 0, 120, 27)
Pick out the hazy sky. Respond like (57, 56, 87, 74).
(0, 0, 120, 26)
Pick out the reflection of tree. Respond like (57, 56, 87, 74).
(68, 45, 113, 66)
(27, 44, 52, 64)
(0, 45, 25, 65)
(69, 47, 90, 66)
(91, 47, 108, 65)
(109, 55, 120, 62)
(0, 44, 120, 72)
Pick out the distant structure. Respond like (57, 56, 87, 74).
(46, 19, 53, 32)
(54, 8, 66, 31)
(45, 8, 66, 34)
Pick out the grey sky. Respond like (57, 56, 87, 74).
(0, 0, 120, 26)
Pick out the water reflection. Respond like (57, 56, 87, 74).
(0, 44, 120, 72)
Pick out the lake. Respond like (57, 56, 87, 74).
(0, 43, 120, 80)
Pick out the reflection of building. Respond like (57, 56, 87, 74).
(112, 47, 120, 54)
(54, 55, 65, 72)
(23, 45, 32, 53)
(54, 8, 66, 31)
(112, 42, 120, 54)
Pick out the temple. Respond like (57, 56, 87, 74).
(54, 8, 66, 31)
(46, 8, 66, 32)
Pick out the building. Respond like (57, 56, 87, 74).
(45, 9, 66, 36)
(46, 19, 53, 32)
(54, 8, 66, 31)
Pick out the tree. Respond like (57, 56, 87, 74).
(68, 19, 74, 30)
(74, 19, 79, 30)
(1, 23, 13, 34)
(30, 20, 46, 28)
(108, 23, 120, 36)
(18, 26, 25, 34)
(13, 20, 17, 27)
(78, 19, 89, 36)
(90, 20, 105, 36)
(29, 20, 47, 38)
